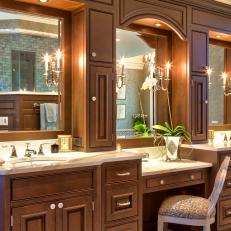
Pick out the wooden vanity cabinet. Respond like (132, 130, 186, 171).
(101, 160, 142, 231)
(8, 167, 95, 231)
(190, 30, 209, 143)
(72, 6, 115, 152)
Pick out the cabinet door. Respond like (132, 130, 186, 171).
(12, 202, 55, 231)
(89, 66, 114, 148)
(191, 75, 208, 142)
(89, 9, 114, 63)
(58, 195, 93, 231)
(191, 30, 208, 72)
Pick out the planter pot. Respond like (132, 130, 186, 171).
(164, 136, 181, 161)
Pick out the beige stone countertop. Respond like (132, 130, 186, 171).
(182, 143, 231, 151)
(142, 158, 212, 176)
(0, 151, 142, 175)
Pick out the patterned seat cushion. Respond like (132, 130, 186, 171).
(159, 195, 212, 219)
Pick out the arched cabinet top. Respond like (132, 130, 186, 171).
(118, 0, 187, 41)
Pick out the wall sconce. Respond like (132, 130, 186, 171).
(222, 72, 231, 96)
(206, 66, 231, 96)
(116, 56, 125, 90)
(142, 51, 171, 92)
(44, 49, 62, 87)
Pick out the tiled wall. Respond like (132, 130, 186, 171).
(0, 33, 58, 92)
(209, 45, 225, 125)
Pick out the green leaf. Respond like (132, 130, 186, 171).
(153, 125, 171, 134)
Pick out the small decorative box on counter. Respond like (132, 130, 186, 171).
(58, 135, 72, 152)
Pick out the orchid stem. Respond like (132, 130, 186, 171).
(167, 90, 173, 129)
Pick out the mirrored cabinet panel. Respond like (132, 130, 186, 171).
(208, 31, 231, 126)
(0, 10, 63, 131)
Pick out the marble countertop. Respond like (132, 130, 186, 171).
(0, 151, 142, 175)
(0, 91, 58, 95)
(182, 143, 231, 151)
(0, 147, 213, 176)
(142, 158, 212, 176)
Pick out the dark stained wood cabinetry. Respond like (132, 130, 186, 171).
(8, 168, 95, 231)
(12, 202, 55, 231)
(190, 30, 208, 143)
(89, 66, 113, 148)
(101, 160, 141, 231)
(89, 9, 114, 63)
(72, 7, 115, 151)
(191, 75, 208, 142)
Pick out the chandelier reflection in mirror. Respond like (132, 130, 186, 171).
(141, 51, 171, 92)
(43, 49, 62, 87)
(116, 56, 125, 90)
(206, 67, 231, 96)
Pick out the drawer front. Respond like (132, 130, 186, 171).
(106, 222, 138, 231)
(105, 162, 138, 184)
(106, 184, 138, 222)
(221, 170, 231, 196)
(12, 170, 93, 201)
(218, 198, 231, 228)
(145, 170, 203, 191)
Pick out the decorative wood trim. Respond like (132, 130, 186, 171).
(118, 0, 187, 40)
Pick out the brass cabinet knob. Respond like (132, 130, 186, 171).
(58, 203, 64, 209)
(160, 180, 164, 185)
(92, 52, 97, 57)
(91, 96, 97, 102)
(190, 175, 195, 180)
(50, 204, 56, 210)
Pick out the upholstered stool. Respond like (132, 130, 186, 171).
(157, 156, 230, 231)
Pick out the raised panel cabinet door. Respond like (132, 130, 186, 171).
(58, 195, 93, 231)
(89, 66, 113, 148)
(191, 30, 208, 73)
(191, 75, 208, 142)
(12, 202, 55, 231)
(89, 9, 114, 63)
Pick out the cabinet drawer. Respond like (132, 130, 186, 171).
(106, 183, 138, 222)
(12, 170, 93, 201)
(218, 198, 231, 228)
(106, 222, 138, 231)
(105, 162, 138, 184)
(221, 171, 231, 197)
(145, 170, 203, 191)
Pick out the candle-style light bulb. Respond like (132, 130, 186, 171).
(120, 56, 125, 75)
(56, 49, 62, 69)
(166, 61, 171, 80)
(44, 53, 49, 73)
(207, 67, 212, 85)
(222, 72, 227, 88)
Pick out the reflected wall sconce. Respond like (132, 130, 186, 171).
(142, 51, 171, 92)
(116, 56, 125, 90)
(43, 49, 62, 87)
(206, 66, 231, 96)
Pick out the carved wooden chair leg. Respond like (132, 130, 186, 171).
(157, 220, 164, 231)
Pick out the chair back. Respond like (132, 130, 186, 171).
(208, 156, 230, 216)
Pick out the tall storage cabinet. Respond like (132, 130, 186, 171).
(190, 30, 208, 143)
(72, 5, 115, 151)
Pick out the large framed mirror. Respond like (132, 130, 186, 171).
(208, 31, 231, 130)
(0, 1, 71, 141)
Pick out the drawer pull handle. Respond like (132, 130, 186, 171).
(227, 182, 231, 186)
(226, 210, 231, 216)
(58, 203, 64, 209)
(50, 204, 56, 210)
(160, 180, 164, 185)
(117, 201, 131, 208)
(190, 175, 195, 180)
(116, 172, 131, 177)
(91, 96, 97, 102)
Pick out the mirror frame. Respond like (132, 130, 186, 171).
(209, 38, 231, 131)
(0, 0, 72, 141)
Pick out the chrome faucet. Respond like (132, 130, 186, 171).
(24, 143, 37, 157)
(10, 145, 18, 158)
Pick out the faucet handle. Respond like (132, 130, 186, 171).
(26, 143, 31, 149)
(10, 145, 18, 158)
